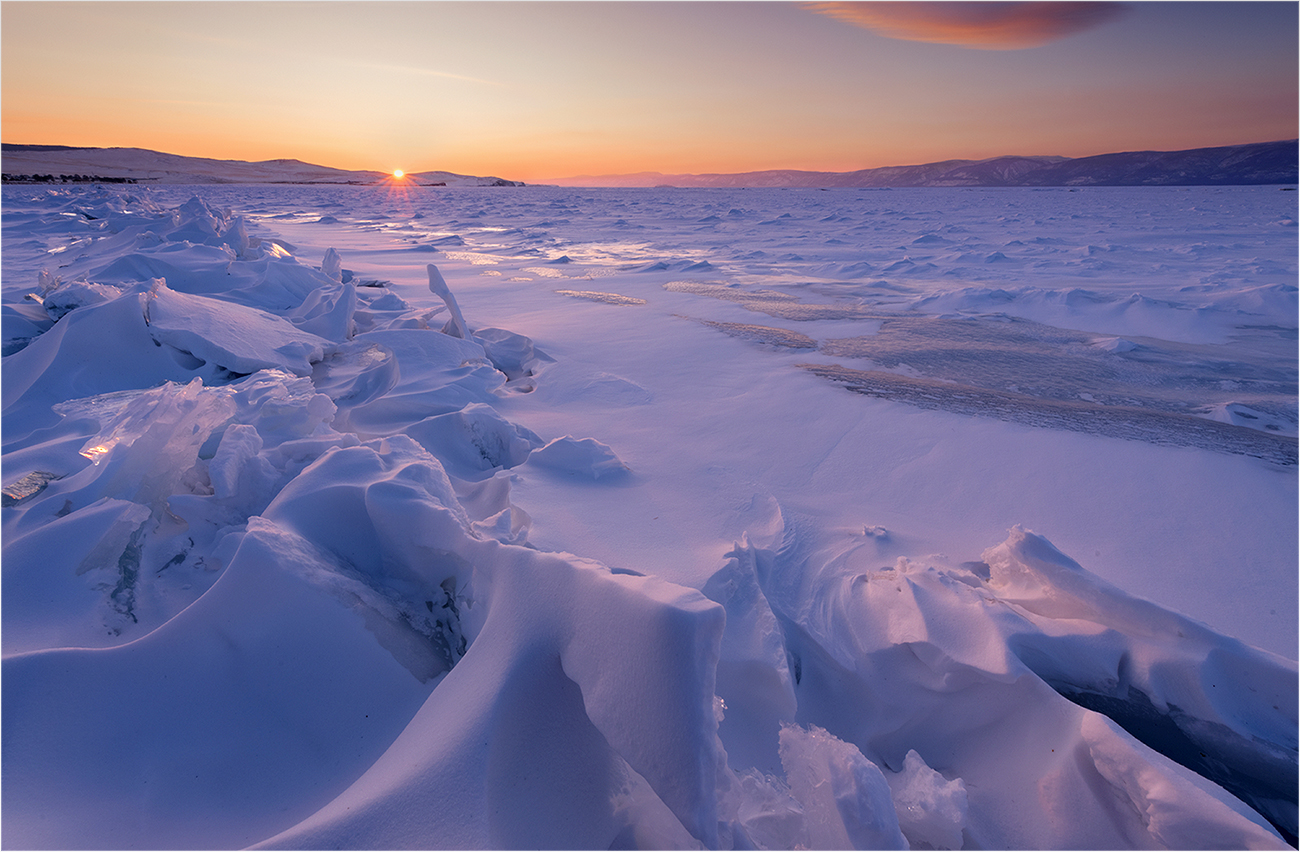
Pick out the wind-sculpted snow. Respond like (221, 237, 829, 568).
(2, 185, 1295, 849)
(727, 518, 1295, 848)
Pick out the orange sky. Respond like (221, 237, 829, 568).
(2, 2, 1295, 182)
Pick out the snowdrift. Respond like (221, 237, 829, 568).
(2, 186, 1294, 849)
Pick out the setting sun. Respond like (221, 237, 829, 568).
(392, 169, 404, 179)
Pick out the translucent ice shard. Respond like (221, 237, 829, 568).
(62, 378, 235, 506)
(779, 723, 908, 850)
(427, 263, 468, 339)
(1, 470, 61, 507)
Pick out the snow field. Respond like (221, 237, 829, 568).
(1, 184, 1294, 849)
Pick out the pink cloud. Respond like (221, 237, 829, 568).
(806, 2, 1128, 50)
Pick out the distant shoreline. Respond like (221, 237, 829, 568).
(2, 138, 1295, 188)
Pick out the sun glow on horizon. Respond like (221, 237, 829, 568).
(392, 169, 405, 179)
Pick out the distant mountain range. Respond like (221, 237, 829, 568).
(1, 139, 1295, 188)
(0, 144, 522, 187)
(547, 139, 1298, 188)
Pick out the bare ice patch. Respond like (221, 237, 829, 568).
(555, 289, 647, 306)
(695, 319, 818, 349)
(664, 280, 878, 321)
(803, 362, 1297, 466)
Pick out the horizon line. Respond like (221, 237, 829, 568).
(3, 138, 1296, 185)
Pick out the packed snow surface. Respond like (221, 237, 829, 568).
(2, 183, 1295, 850)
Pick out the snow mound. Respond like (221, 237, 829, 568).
(1196, 401, 1298, 437)
(472, 325, 553, 385)
(404, 402, 543, 480)
(1090, 335, 1140, 352)
(527, 435, 631, 480)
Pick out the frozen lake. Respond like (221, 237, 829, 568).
(150, 183, 1300, 449)
(3, 183, 1296, 849)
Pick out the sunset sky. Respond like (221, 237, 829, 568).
(2, 2, 1296, 182)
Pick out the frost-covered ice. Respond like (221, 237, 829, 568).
(2, 184, 1295, 849)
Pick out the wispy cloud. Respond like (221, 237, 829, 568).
(806, 1, 1128, 50)
(344, 60, 503, 87)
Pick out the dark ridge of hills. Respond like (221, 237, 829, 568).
(4, 140, 1295, 189)
(2, 144, 91, 153)
(1011, 140, 1300, 187)
(551, 140, 1299, 188)
(0, 145, 523, 186)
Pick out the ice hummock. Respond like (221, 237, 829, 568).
(1, 185, 1294, 850)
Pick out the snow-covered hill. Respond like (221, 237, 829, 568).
(0, 145, 522, 187)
